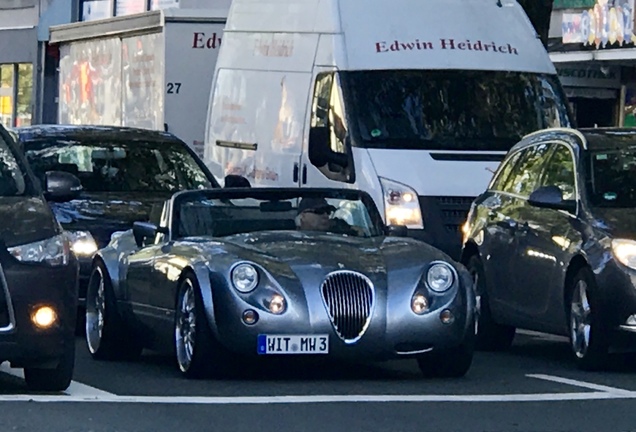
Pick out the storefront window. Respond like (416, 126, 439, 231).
(16, 64, 32, 127)
(0, 65, 14, 129)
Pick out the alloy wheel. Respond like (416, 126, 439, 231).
(570, 280, 592, 359)
(175, 279, 197, 372)
(86, 268, 106, 354)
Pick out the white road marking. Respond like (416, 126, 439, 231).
(0, 391, 631, 404)
(528, 374, 634, 395)
(1, 365, 634, 404)
(0, 363, 115, 397)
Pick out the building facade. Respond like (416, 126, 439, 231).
(549, 0, 636, 127)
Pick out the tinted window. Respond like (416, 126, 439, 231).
(540, 144, 576, 200)
(0, 132, 32, 196)
(501, 144, 551, 197)
(25, 139, 213, 193)
(490, 150, 523, 191)
(343, 70, 571, 151)
(587, 147, 636, 208)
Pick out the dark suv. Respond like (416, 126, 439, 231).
(0, 124, 79, 391)
(12, 125, 221, 316)
(462, 127, 636, 370)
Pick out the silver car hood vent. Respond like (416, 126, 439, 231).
(320, 270, 374, 344)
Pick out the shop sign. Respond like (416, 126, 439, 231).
(554, 0, 596, 9)
(562, 0, 636, 47)
(556, 63, 622, 88)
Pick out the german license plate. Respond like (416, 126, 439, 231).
(257, 334, 329, 354)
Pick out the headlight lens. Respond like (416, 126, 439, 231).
(231, 263, 259, 293)
(8, 234, 71, 266)
(612, 239, 636, 270)
(67, 230, 98, 257)
(379, 177, 423, 229)
(426, 262, 454, 292)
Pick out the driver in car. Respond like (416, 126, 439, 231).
(295, 197, 363, 236)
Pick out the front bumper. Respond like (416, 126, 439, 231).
(210, 278, 474, 360)
(0, 254, 78, 368)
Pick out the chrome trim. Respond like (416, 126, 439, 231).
(619, 325, 636, 333)
(522, 127, 588, 149)
(320, 270, 375, 345)
(0, 262, 15, 333)
(396, 347, 434, 355)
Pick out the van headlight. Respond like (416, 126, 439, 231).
(612, 239, 636, 270)
(67, 230, 98, 257)
(8, 234, 71, 266)
(426, 262, 455, 292)
(379, 177, 423, 229)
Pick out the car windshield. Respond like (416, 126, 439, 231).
(174, 190, 385, 239)
(0, 131, 33, 197)
(23, 139, 214, 193)
(343, 70, 572, 151)
(587, 146, 636, 208)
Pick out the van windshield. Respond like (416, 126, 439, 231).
(343, 70, 572, 151)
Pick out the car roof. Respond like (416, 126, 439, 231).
(513, 127, 636, 154)
(13, 124, 182, 144)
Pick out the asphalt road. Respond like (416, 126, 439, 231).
(1, 330, 636, 432)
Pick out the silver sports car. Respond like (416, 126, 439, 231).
(85, 187, 476, 378)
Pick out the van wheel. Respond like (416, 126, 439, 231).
(568, 267, 609, 371)
(86, 261, 142, 361)
(24, 335, 75, 392)
(466, 255, 515, 351)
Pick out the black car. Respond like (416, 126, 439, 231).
(12, 125, 221, 314)
(0, 124, 79, 391)
(462, 127, 636, 370)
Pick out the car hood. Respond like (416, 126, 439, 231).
(0, 197, 59, 248)
(591, 207, 636, 240)
(220, 231, 454, 283)
(50, 192, 171, 247)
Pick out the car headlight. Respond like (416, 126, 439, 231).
(8, 234, 71, 266)
(612, 239, 636, 270)
(426, 262, 455, 292)
(379, 177, 423, 229)
(67, 230, 98, 257)
(231, 263, 259, 293)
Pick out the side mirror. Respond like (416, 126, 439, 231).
(385, 224, 408, 237)
(44, 171, 82, 203)
(528, 185, 577, 214)
(308, 126, 348, 168)
(224, 174, 251, 188)
(132, 221, 168, 248)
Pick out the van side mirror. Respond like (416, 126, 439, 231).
(44, 171, 82, 202)
(308, 126, 348, 168)
(528, 186, 577, 214)
(132, 221, 168, 248)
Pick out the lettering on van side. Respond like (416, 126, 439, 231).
(192, 32, 222, 49)
(375, 39, 518, 55)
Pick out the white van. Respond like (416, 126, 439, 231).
(203, 0, 574, 260)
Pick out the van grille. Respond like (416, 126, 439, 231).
(320, 271, 374, 343)
(0, 263, 13, 331)
(434, 196, 474, 234)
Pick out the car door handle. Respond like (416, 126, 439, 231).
(302, 164, 307, 184)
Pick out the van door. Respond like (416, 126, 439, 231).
(300, 69, 356, 188)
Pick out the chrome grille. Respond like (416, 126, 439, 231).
(320, 271, 374, 343)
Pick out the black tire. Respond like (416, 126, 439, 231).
(417, 321, 475, 378)
(466, 255, 515, 351)
(24, 336, 75, 392)
(175, 273, 219, 379)
(85, 261, 142, 361)
(567, 267, 609, 371)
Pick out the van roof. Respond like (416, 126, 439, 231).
(223, 0, 555, 74)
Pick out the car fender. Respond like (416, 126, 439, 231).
(190, 261, 223, 341)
